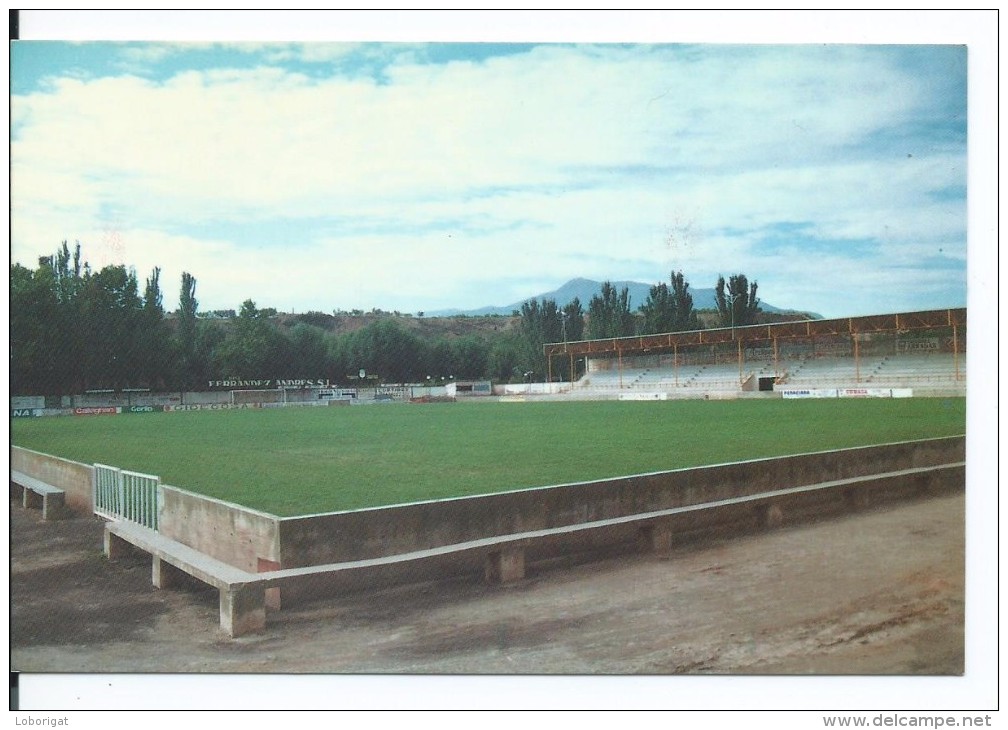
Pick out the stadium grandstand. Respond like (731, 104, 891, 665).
(544, 308, 966, 399)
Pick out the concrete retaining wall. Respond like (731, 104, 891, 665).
(158, 486, 281, 573)
(267, 461, 964, 607)
(277, 435, 965, 568)
(10, 446, 93, 513)
(12, 436, 964, 580)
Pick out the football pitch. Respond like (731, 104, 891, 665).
(11, 398, 966, 516)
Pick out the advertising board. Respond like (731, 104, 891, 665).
(618, 392, 668, 401)
(163, 403, 262, 412)
(839, 388, 893, 398)
(207, 378, 334, 390)
(779, 388, 839, 399)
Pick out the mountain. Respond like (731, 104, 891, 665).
(431, 278, 819, 318)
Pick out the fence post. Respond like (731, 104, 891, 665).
(117, 470, 126, 522)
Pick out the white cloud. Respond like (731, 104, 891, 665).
(10, 42, 968, 318)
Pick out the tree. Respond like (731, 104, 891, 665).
(143, 267, 163, 313)
(10, 263, 63, 394)
(518, 298, 566, 380)
(639, 282, 674, 335)
(14, 245, 637, 394)
(587, 281, 635, 340)
(288, 323, 330, 378)
(326, 335, 351, 384)
(14, 244, 171, 394)
(214, 299, 290, 378)
(450, 335, 489, 380)
(562, 298, 585, 342)
(344, 319, 425, 384)
(77, 265, 143, 389)
(192, 323, 227, 387)
(520, 299, 563, 345)
(40, 240, 85, 305)
(425, 339, 454, 383)
(136, 267, 170, 388)
(30, 242, 87, 393)
(638, 271, 700, 335)
(177, 271, 199, 383)
(487, 332, 525, 383)
(669, 271, 700, 332)
(715, 273, 761, 330)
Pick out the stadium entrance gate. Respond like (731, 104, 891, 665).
(93, 463, 161, 531)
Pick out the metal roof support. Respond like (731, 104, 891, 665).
(853, 330, 861, 384)
(953, 324, 961, 381)
(541, 308, 967, 363)
(738, 338, 743, 387)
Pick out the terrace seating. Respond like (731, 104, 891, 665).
(777, 351, 965, 389)
(781, 355, 878, 387)
(866, 353, 965, 386)
(577, 348, 965, 395)
(681, 363, 747, 390)
(585, 367, 652, 388)
(580, 362, 748, 392)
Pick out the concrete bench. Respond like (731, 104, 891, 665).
(103, 520, 265, 638)
(102, 460, 964, 638)
(11, 470, 67, 521)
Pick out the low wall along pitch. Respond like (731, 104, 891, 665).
(13, 436, 964, 637)
(158, 486, 281, 574)
(12, 436, 964, 577)
(276, 435, 965, 568)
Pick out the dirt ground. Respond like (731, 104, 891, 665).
(10, 492, 964, 676)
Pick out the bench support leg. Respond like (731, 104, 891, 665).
(257, 558, 282, 612)
(921, 471, 943, 497)
(485, 546, 525, 584)
(104, 528, 131, 560)
(152, 557, 188, 589)
(41, 493, 65, 521)
(758, 502, 784, 528)
(638, 522, 673, 553)
(844, 487, 869, 510)
(23, 489, 42, 511)
(220, 584, 266, 638)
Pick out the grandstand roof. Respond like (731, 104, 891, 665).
(543, 308, 967, 359)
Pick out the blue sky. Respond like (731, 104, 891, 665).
(9, 13, 983, 318)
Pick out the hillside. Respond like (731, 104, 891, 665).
(261, 307, 811, 342)
(430, 277, 821, 319)
(185, 277, 820, 342)
(270, 310, 521, 339)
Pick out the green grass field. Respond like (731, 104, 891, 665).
(11, 398, 966, 516)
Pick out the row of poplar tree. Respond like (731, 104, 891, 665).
(11, 242, 761, 396)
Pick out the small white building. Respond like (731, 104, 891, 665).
(445, 380, 492, 397)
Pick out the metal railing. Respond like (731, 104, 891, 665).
(94, 463, 160, 530)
